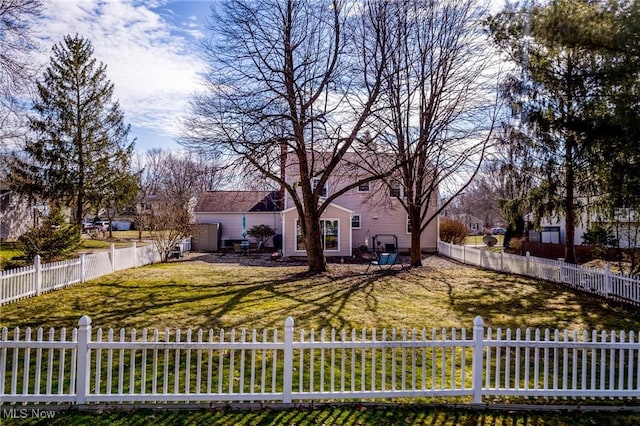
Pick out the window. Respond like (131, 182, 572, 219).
(296, 219, 339, 251)
(357, 182, 370, 192)
(407, 216, 412, 234)
(389, 184, 402, 198)
(352, 214, 361, 229)
(313, 178, 327, 197)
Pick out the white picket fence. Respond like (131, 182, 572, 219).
(1, 316, 639, 405)
(438, 241, 640, 306)
(0, 238, 191, 306)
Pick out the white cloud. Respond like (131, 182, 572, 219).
(33, 0, 207, 145)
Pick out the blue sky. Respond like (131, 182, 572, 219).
(31, 0, 505, 154)
(32, 0, 214, 152)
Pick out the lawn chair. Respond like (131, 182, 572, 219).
(366, 251, 402, 272)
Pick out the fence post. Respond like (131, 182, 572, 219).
(79, 253, 86, 283)
(526, 251, 531, 275)
(34, 255, 42, 296)
(500, 247, 504, 272)
(132, 241, 137, 268)
(605, 262, 611, 297)
(463, 244, 466, 264)
(283, 317, 294, 403)
(472, 316, 484, 404)
(110, 244, 116, 273)
(76, 315, 92, 405)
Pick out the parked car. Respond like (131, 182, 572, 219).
(82, 222, 95, 232)
(491, 227, 506, 235)
(93, 219, 110, 231)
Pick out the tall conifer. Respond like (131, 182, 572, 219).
(12, 34, 134, 223)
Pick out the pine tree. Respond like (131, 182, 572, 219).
(487, 0, 635, 264)
(11, 34, 134, 223)
(17, 208, 81, 261)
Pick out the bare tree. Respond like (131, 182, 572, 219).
(182, 0, 394, 273)
(134, 149, 220, 260)
(0, 0, 41, 147)
(375, 0, 500, 266)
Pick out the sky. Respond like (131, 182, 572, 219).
(31, 0, 214, 152)
(30, 0, 505, 154)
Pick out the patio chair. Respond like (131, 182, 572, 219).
(366, 252, 401, 272)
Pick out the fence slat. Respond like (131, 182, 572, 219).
(438, 241, 640, 306)
(2, 239, 193, 306)
(4, 316, 640, 405)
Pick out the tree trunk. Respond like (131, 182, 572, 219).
(409, 207, 423, 267)
(564, 133, 577, 264)
(304, 210, 328, 274)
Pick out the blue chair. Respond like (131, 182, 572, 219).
(366, 252, 401, 272)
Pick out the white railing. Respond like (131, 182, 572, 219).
(1, 316, 639, 405)
(0, 238, 189, 306)
(438, 241, 640, 306)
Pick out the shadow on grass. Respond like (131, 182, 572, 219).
(3, 256, 640, 335)
(5, 406, 640, 426)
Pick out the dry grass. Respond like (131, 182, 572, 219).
(2, 255, 638, 334)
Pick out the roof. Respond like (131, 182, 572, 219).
(195, 190, 282, 213)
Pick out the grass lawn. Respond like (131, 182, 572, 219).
(3, 405, 640, 426)
(464, 235, 505, 246)
(2, 255, 638, 333)
(3, 255, 640, 424)
(0, 241, 23, 269)
(1, 232, 151, 270)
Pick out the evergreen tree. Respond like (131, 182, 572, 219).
(17, 208, 80, 261)
(11, 34, 134, 223)
(487, 0, 636, 264)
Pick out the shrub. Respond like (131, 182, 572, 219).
(248, 224, 276, 247)
(17, 209, 81, 261)
(582, 224, 617, 260)
(439, 218, 468, 245)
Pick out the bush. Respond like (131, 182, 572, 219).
(582, 224, 617, 260)
(439, 218, 468, 245)
(17, 209, 81, 261)
(247, 224, 276, 247)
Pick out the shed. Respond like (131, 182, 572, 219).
(192, 223, 221, 252)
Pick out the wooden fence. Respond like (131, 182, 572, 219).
(1, 316, 639, 405)
(0, 238, 191, 306)
(438, 241, 640, 306)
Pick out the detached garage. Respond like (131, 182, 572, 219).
(194, 190, 283, 251)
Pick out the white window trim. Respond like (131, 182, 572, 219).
(356, 182, 370, 193)
(389, 184, 403, 198)
(352, 214, 361, 229)
(295, 218, 340, 252)
(313, 178, 328, 198)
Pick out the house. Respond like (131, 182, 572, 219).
(0, 190, 35, 241)
(194, 190, 283, 250)
(527, 207, 640, 248)
(440, 209, 485, 235)
(194, 153, 439, 257)
(281, 179, 438, 258)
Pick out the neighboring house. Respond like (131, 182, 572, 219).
(441, 209, 484, 235)
(0, 190, 34, 241)
(136, 194, 198, 224)
(527, 208, 640, 248)
(194, 153, 439, 257)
